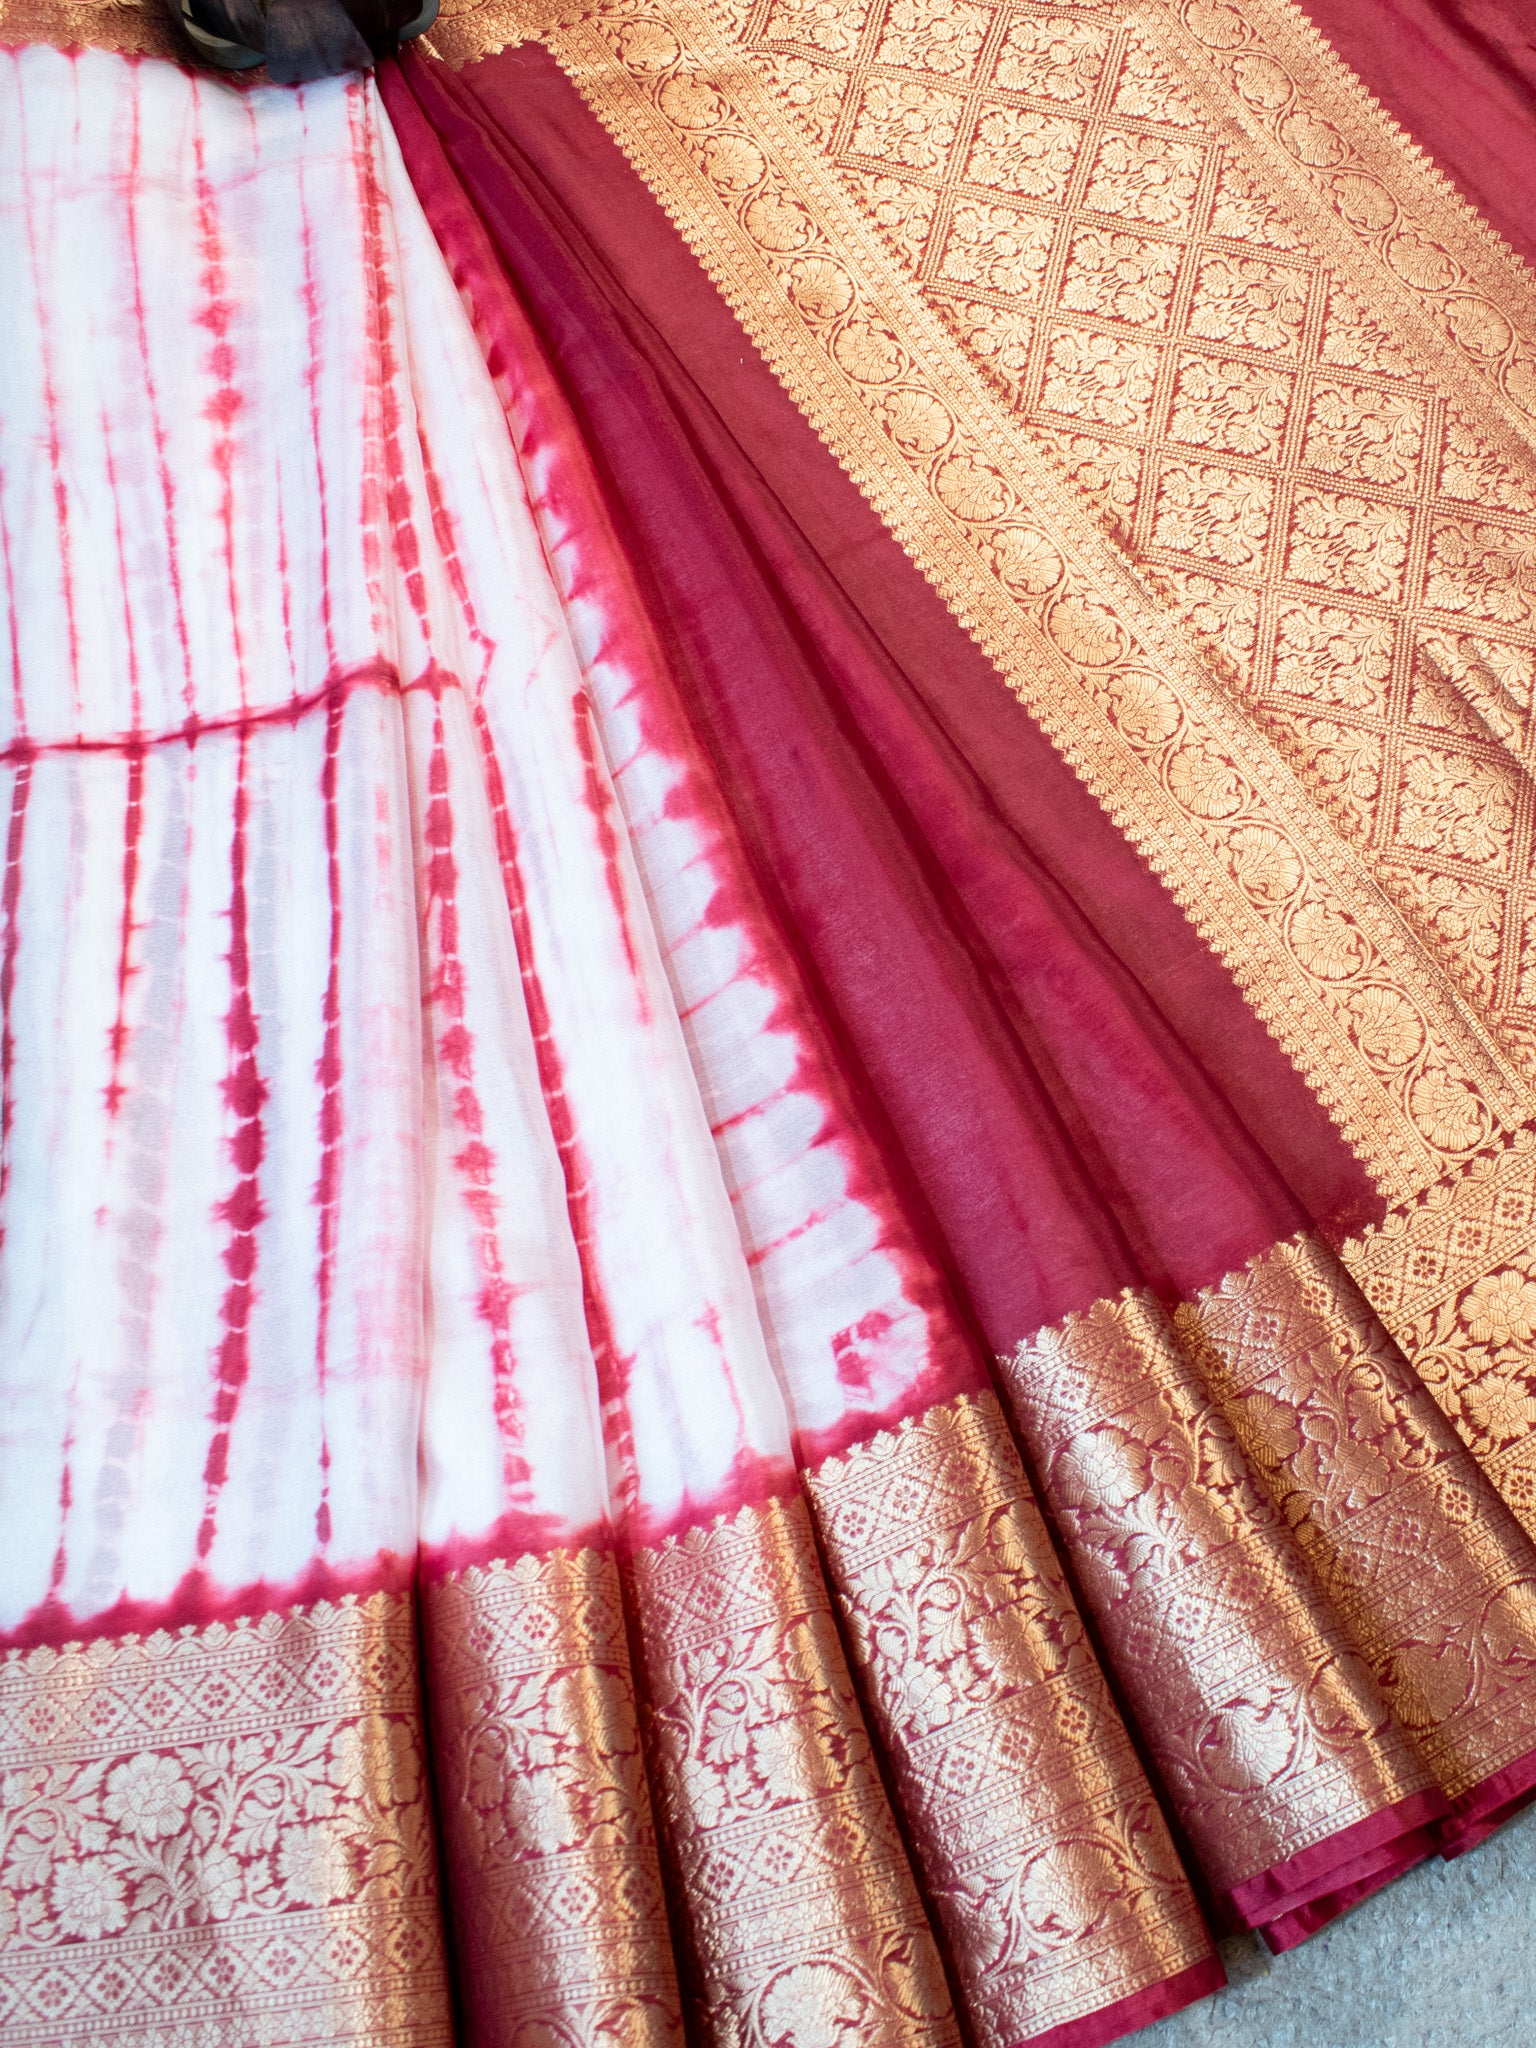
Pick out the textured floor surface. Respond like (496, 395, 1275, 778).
(1139, 1803, 1536, 2047)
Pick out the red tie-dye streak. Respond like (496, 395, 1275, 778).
(99, 339, 147, 1124)
(354, 95, 433, 642)
(0, 759, 30, 1247)
(299, 110, 345, 1555)
(571, 687, 645, 1000)
(414, 424, 494, 690)
(466, 696, 636, 1501)
(191, 101, 249, 710)
(105, 746, 145, 1121)
(412, 388, 645, 1504)
(312, 685, 345, 1551)
(123, 94, 196, 715)
(298, 102, 340, 682)
(0, 665, 416, 767)
(379, 79, 992, 1478)
(421, 691, 531, 1488)
(351, 107, 543, 1501)
(47, 1402, 75, 1601)
(198, 735, 268, 1561)
(20, 88, 81, 723)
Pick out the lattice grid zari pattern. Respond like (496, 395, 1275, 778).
(738, 0, 1536, 1079)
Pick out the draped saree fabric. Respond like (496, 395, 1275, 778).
(3, 4, 1536, 2048)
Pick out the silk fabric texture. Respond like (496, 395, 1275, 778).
(3, 11, 1536, 2048)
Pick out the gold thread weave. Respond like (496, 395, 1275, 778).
(1001, 1286, 1430, 1895)
(0, 1593, 452, 2045)
(628, 1492, 960, 2048)
(423, 1547, 684, 2047)
(804, 1390, 1212, 2045)
(1180, 1233, 1536, 1804)
(0, 0, 178, 57)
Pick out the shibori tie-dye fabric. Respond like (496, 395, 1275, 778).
(0, 45, 1217, 2048)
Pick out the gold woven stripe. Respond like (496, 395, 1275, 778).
(805, 1390, 1213, 2046)
(0, 1, 178, 59)
(1181, 1231, 1536, 1802)
(424, 1547, 685, 2047)
(0, 1593, 453, 2045)
(628, 1492, 960, 2048)
(1002, 1282, 1431, 1893)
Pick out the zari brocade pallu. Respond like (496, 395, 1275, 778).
(2, 2, 1536, 2046)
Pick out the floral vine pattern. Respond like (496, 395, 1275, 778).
(423, 1549, 684, 2048)
(805, 1392, 1212, 2046)
(1000, 1286, 1433, 1900)
(0, 1594, 451, 2045)
(428, 0, 1536, 1208)
(1179, 1233, 1536, 1803)
(628, 1493, 961, 2048)
(991, 1227, 1536, 1901)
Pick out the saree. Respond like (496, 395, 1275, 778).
(1, 1, 1535, 2044)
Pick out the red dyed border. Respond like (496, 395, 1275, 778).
(1225, 1786, 1446, 1948)
(1025, 1955, 1227, 2048)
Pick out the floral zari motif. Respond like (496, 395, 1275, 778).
(423, 1549, 685, 2048)
(805, 1392, 1212, 2045)
(1001, 1232, 1536, 1901)
(0, 1595, 452, 2046)
(627, 1494, 961, 2048)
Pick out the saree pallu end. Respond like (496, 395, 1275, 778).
(422, 1548, 685, 2048)
(0, 1593, 452, 2046)
(803, 1391, 1219, 2048)
(1003, 1228, 1536, 1946)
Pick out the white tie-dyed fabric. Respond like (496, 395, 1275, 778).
(0, 46, 966, 1639)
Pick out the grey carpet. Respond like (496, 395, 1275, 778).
(1139, 1802, 1536, 2048)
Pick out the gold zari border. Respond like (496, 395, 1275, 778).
(628, 1492, 961, 2048)
(1181, 1233, 1536, 1803)
(0, 1593, 452, 2045)
(424, 1547, 684, 2047)
(0, 1, 177, 58)
(805, 1391, 1212, 2046)
(1344, 1120, 1536, 1537)
(999, 1230, 1536, 1901)
(1001, 1274, 1431, 1895)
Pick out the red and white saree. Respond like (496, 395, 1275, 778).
(2, 3, 1536, 2044)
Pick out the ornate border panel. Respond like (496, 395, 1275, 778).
(0, 1594, 452, 2046)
